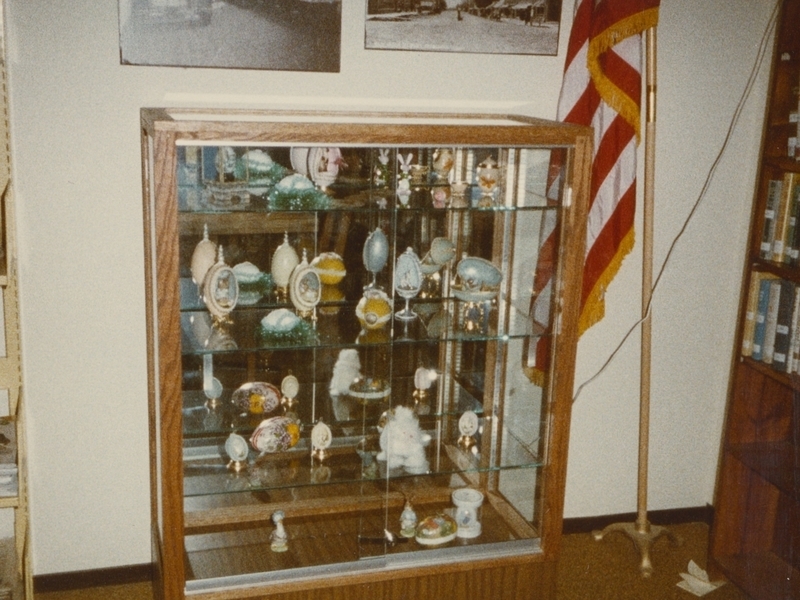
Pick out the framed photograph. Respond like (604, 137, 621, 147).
(119, 0, 342, 72)
(365, 0, 562, 56)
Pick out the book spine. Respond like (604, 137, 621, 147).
(784, 179, 800, 264)
(752, 275, 777, 361)
(771, 280, 795, 371)
(761, 179, 783, 259)
(787, 285, 800, 373)
(771, 173, 797, 263)
(760, 278, 783, 364)
(787, 179, 800, 265)
(741, 272, 763, 357)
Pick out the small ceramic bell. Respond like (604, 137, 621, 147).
(400, 501, 418, 538)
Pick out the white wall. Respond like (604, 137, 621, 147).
(4, 0, 774, 575)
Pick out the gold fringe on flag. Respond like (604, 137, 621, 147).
(586, 7, 659, 141)
(579, 227, 636, 335)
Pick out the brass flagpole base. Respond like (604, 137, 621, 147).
(592, 520, 682, 577)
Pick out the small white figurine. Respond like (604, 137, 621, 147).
(377, 405, 431, 473)
(400, 501, 418, 538)
(329, 349, 362, 397)
(270, 510, 288, 553)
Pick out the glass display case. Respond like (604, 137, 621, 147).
(141, 108, 591, 600)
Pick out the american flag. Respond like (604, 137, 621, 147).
(528, 0, 660, 384)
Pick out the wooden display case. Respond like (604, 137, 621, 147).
(141, 108, 591, 600)
(709, 1, 800, 598)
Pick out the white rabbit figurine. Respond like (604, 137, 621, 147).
(396, 153, 414, 206)
(377, 406, 431, 473)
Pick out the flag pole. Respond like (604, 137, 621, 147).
(592, 25, 681, 578)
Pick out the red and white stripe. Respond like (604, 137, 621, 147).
(528, 0, 659, 380)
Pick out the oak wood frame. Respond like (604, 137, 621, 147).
(141, 108, 592, 600)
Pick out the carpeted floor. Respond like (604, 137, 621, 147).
(556, 522, 749, 600)
(34, 522, 749, 600)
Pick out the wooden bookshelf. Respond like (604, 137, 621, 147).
(709, 1, 800, 597)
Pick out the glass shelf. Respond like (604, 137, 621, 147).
(183, 428, 542, 499)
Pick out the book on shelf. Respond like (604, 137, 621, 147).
(760, 179, 783, 260)
(760, 278, 784, 364)
(770, 279, 795, 371)
(745, 273, 800, 374)
(751, 273, 778, 361)
(788, 286, 800, 372)
(770, 172, 799, 263)
(742, 271, 775, 356)
(785, 177, 800, 264)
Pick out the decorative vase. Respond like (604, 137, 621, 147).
(452, 488, 484, 538)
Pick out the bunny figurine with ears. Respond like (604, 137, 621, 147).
(396, 153, 413, 206)
(373, 148, 391, 187)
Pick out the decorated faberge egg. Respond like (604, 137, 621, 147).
(311, 252, 347, 285)
(191, 224, 217, 286)
(363, 228, 389, 275)
(261, 308, 302, 333)
(271, 233, 300, 289)
(429, 237, 456, 266)
(250, 416, 301, 454)
(238, 149, 273, 179)
(276, 172, 315, 193)
(452, 254, 503, 301)
(289, 249, 321, 316)
(231, 381, 282, 415)
(356, 289, 392, 330)
(232, 261, 262, 285)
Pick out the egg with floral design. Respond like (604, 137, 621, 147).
(231, 381, 282, 415)
(250, 416, 301, 454)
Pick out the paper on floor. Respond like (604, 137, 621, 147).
(677, 560, 725, 596)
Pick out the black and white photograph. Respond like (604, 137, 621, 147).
(119, 0, 342, 72)
(365, 0, 562, 55)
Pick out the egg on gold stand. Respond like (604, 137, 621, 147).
(271, 232, 300, 301)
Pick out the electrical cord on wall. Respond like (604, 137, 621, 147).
(572, 0, 782, 404)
